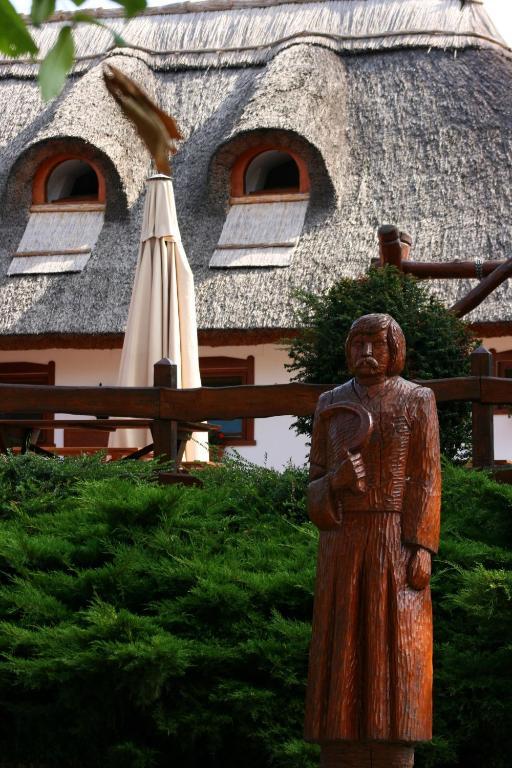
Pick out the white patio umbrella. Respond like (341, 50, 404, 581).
(109, 174, 208, 462)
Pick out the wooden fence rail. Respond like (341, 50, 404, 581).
(2, 375, 512, 420)
(0, 376, 511, 415)
(0, 348, 507, 469)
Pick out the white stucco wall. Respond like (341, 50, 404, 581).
(0, 344, 309, 468)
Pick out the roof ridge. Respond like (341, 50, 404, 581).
(30, 0, 486, 23)
(23, 0, 335, 24)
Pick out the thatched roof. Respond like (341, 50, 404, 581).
(1, 0, 505, 75)
(0, 0, 511, 338)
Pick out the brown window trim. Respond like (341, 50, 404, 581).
(199, 355, 255, 446)
(230, 145, 310, 199)
(32, 154, 106, 206)
(491, 349, 512, 415)
(0, 361, 55, 445)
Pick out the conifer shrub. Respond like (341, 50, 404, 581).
(0, 455, 508, 768)
(286, 266, 476, 460)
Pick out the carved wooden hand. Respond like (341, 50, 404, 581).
(407, 547, 432, 591)
(329, 452, 366, 494)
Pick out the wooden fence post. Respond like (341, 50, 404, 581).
(471, 346, 494, 469)
(378, 224, 403, 269)
(152, 358, 178, 463)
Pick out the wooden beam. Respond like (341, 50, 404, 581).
(450, 257, 512, 318)
(0, 384, 159, 418)
(230, 193, 309, 205)
(378, 224, 403, 270)
(403, 260, 504, 279)
(159, 382, 330, 421)
(198, 328, 299, 346)
(480, 377, 512, 405)
(0, 374, 509, 427)
(418, 377, 480, 403)
(14, 247, 91, 258)
(0, 333, 124, 350)
(30, 203, 105, 213)
(471, 347, 494, 468)
(152, 359, 178, 462)
(469, 321, 512, 338)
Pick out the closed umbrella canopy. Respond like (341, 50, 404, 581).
(110, 174, 208, 462)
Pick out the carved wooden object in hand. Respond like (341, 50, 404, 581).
(305, 314, 441, 768)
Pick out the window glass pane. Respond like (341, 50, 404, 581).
(209, 418, 243, 437)
(47, 160, 98, 202)
(245, 151, 299, 194)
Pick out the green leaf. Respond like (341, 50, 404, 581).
(31, 0, 56, 27)
(114, 0, 147, 19)
(38, 26, 74, 102)
(112, 32, 127, 48)
(0, 0, 38, 57)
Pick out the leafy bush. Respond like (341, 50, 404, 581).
(0, 455, 509, 768)
(286, 266, 476, 460)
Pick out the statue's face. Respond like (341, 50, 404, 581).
(350, 328, 390, 383)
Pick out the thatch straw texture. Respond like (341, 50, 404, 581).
(0, 0, 506, 77)
(8, 210, 104, 275)
(210, 199, 308, 267)
(232, 44, 346, 200)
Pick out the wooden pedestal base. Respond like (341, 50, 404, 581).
(320, 742, 414, 768)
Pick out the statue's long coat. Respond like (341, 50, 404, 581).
(304, 376, 441, 744)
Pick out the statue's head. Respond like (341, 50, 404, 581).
(345, 313, 406, 383)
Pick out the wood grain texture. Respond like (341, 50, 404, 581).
(471, 346, 494, 468)
(0, 384, 159, 418)
(320, 742, 414, 767)
(159, 382, 329, 419)
(152, 359, 178, 461)
(402, 260, 504, 279)
(305, 315, 441, 762)
(450, 256, 512, 318)
(0, 375, 511, 424)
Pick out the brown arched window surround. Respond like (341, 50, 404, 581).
(32, 154, 106, 210)
(231, 145, 310, 202)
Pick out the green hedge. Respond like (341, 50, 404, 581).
(0, 455, 509, 768)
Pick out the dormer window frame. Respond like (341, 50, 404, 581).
(8, 151, 107, 276)
(230, 144, 310, 205)
(32, 154, 106, 213)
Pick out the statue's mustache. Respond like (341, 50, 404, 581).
(355, 356, 379, 370)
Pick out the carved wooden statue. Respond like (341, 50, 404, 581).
(304, 313, 441, 768)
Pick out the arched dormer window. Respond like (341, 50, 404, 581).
(230, 146, 309, 201)
(210, 144, 310, 269)
(32, 155, 106, 208)
(9, 153, 106, 276)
